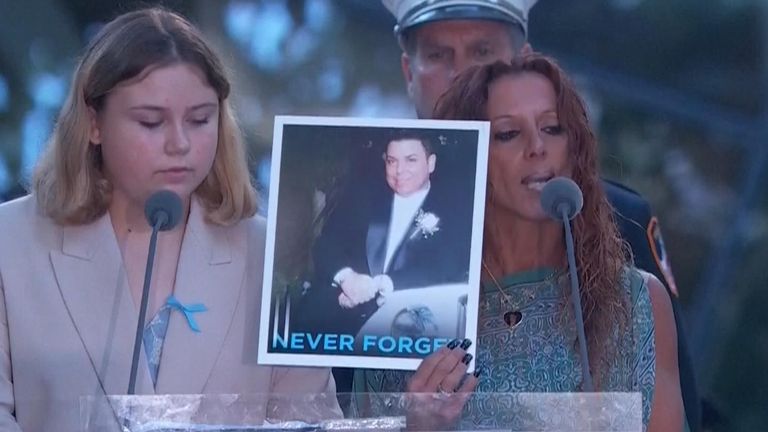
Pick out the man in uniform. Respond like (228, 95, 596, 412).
(335, 1, 700, 429)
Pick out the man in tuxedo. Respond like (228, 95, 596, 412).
(298, 130, 472, 337)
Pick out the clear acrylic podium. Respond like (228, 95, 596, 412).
(82, 392, 642, 431)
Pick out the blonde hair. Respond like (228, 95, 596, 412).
(33, 7, 257, 226)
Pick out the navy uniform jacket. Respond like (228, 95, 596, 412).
(603, 179, 700, 432)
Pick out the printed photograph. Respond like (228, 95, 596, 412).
(258, 116, 489, 370)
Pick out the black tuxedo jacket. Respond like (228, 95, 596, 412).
(296, 180, 472, 335)
(321, 185, 471, 290)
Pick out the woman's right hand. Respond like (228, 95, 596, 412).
(405, 338, 481, 431)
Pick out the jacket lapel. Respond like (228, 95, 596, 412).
(155, 199, 245, 393)
(51, 213, 156, 396)
(387, 190, 434, 272)
(366, 196, 391, 276)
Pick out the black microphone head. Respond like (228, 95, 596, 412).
(144, 190, 183, 231)
(540, 177, 584, 221)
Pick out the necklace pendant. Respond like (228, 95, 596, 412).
(503, 310, 522, 328)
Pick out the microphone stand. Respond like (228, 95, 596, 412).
(559, 205, 594, 392)
(127, 213, 168, 395)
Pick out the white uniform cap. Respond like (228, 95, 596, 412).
(382, 0, 539, 38)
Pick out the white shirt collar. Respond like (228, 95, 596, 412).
(384, 182, 431, 271)
(392, 181, 430, 204)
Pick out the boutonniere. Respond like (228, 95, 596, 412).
(410, 209, 441, 239)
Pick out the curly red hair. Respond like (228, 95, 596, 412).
(434, 54, 629, 383)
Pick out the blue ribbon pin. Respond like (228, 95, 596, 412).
(166, 295, 208, 333)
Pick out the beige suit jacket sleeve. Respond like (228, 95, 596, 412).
(0, 277, 23, 431)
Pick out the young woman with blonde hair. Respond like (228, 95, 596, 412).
(0, 7, 338, 431)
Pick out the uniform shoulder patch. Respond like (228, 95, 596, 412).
(646, 216, 679, 297)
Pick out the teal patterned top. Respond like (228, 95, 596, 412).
(355, 266, 657, 429)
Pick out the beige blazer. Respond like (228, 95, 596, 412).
(0, 196, 340, 432)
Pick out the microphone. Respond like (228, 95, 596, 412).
(540, 176, 583, 221)
(144, 190, 184, 232)
(540, 177, 593, 391)
(127, 190, 183, 394)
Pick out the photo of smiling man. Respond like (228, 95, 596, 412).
(258, 116, 488, 370)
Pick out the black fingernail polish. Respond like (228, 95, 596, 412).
(447, 339, 460, 349)
(460, 338, 472, 350)
(462, 353, 473, 365)
(473, 367, 484, 378)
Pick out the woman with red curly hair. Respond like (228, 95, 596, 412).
(360, 54, 684, 432)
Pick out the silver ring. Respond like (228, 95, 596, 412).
(437, 383, 453, 396)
